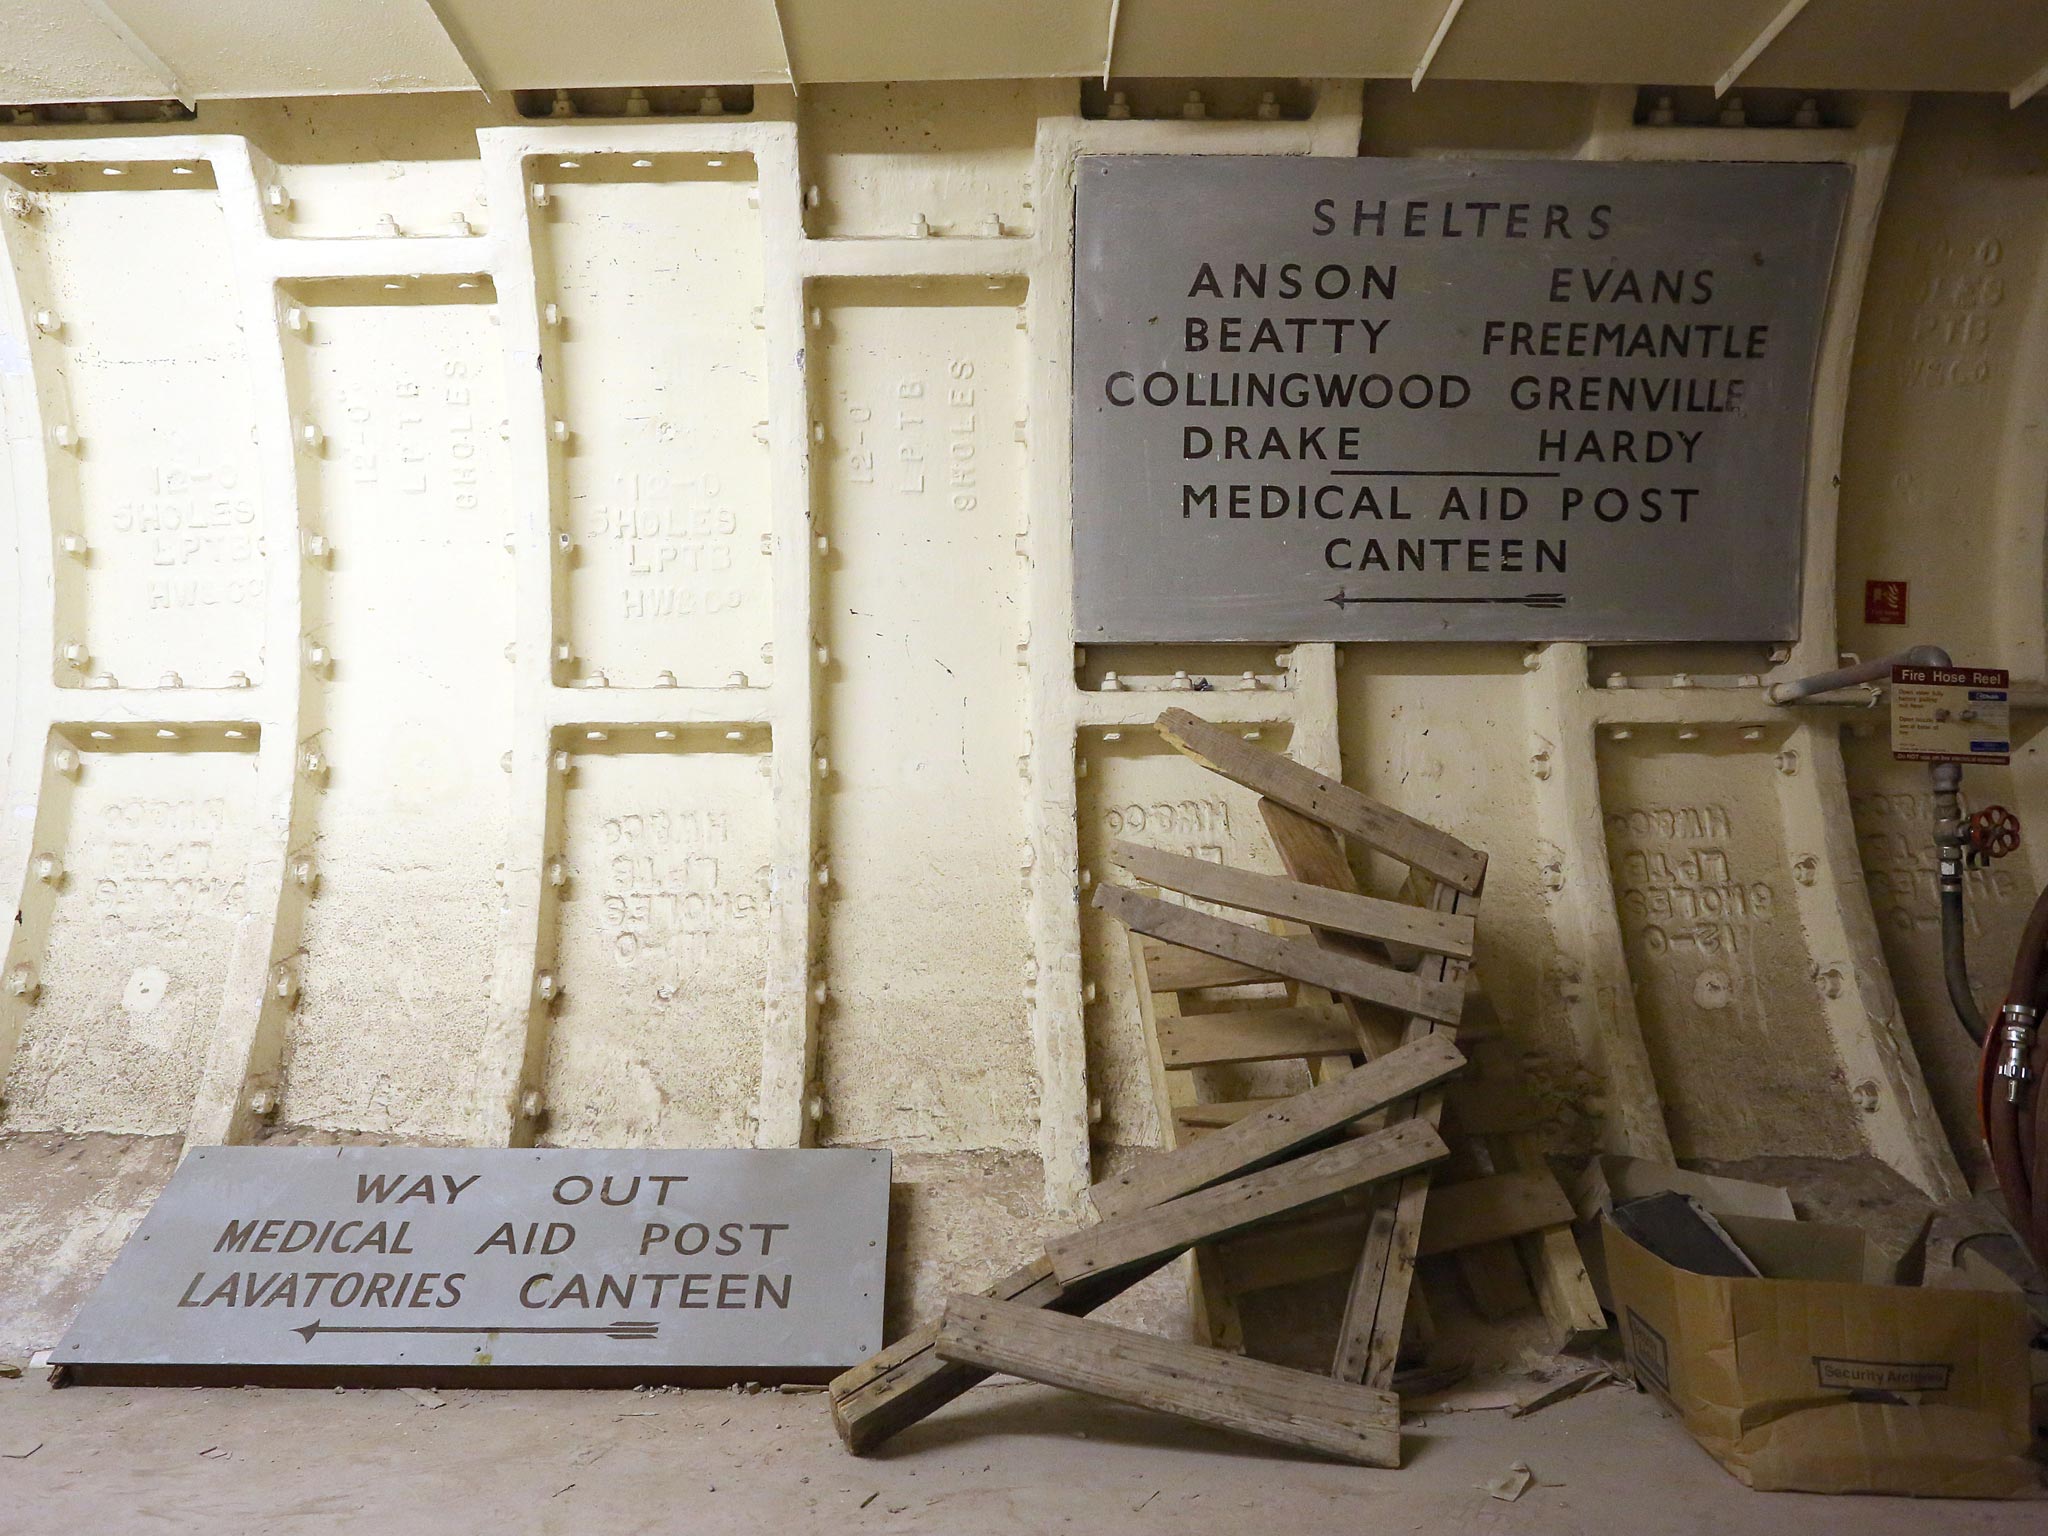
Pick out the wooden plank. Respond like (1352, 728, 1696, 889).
(1331, 884, 1474, 1388)
(1176, 1106, 1380, 1142)
(1052, 1119, 1448, 1285)
(1091, 1030, 1466, 1219)
(1447, 991, 1601, 1342)
(1173, 1097, 1282, 1129)
(1434, 1116, 1538, 1319)
(1214, 1209, 1367, 1295)
(1511, 1362, 1613, 1417)
(1459, 1245, 1537, 1319)
(1256, 813, 1511, 1380)
(1129, 931, 1244, 1354)
(829, 1255, 1157, 1454)
(1222, 1165, 1547, 1265)
(1258, 801, 1412, 1056)
(1111, 842, 1475, 958)
(1517, 1216, 1607, 1350)
(1156, 708, 1485, 893)
(1097, 885, 1464, 1025)
(1504, 1127, 1606, 1347)
(1141, 939, 1279, 992)
(1130, 934, 1200, 1152)
(1417, 1169, 1575, 1258)
(1208, 1167, 1575, 1293)
(1158, 1007, 1360, 1068)
(935, 1296, 1402, 1468)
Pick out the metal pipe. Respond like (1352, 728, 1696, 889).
(1764, 643, 1952, 704)
(1770, 645, 1989, 1043)
(1932, 760, 1987, 1044)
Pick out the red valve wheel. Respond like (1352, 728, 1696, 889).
(1969, 805, 2022, 860)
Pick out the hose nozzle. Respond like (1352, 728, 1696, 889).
(1996, 1002, 2037, 1104)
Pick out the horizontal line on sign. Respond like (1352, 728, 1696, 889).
(1328, 469, 1562, 479)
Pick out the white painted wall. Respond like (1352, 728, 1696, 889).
(1, 81, 2042, 1349)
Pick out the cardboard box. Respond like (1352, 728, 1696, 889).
(1574, 1156, 1795, 1310)
(1573, 1155, 1795, 1225)
(1607, 1217, 2035, 1497)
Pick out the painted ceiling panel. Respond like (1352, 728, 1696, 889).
(1109, 0, 1439, 79)
(0, 0, 176, 101)
(779, 0, 1106, 83)
(9, 0, 2048, 103)
(427, 0, 790, 89)
(1742, 0, 2048, 95)
(110, 0, 473, 97)
(1428, 0, 1789, 86)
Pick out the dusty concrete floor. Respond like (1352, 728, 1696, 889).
(0, 1373, 2036, 1535)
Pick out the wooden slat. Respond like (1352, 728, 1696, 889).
(1418, 1169, 1575, 1258)
(1332, 883, 1474, 1388)
(1097, 885, 1464, 1025)
(1111, 842, 1476, 959)
(935, 1296, 1401, 1468)
(829, 1254, 1159, 1455)
(1159, 1007, 1361, 1068)
(1130, 932, 1244, 1353)
(1176, 1104, 1380, 1142)
(1213, 1209, 1367, 1295)
(1051, 1119, 1448, 1285)
(1091, 1031, 1466, 1220)
(1172, 1097, 1283, 1129)
(1509, 1130, 1608, 1350)
(1258, 801, 1411, 1056)
(1518, 1224, 1606, 1346)
(1156, 708, 1486, 893)
(1141, 939, 1280, 992)
(1207, 1169, 1575, 1297)
(1460, 1245, 1537, 1319)
(1466, 987, 1605, 1343)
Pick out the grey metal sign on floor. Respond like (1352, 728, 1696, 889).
(1071, 155, 1850, 643)
(56, 1147, 889, 1385)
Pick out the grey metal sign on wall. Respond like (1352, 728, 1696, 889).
(56, 1147, 888, 1384)
(1072, 156, 1851, 643)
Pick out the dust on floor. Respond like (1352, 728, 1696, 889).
(0, 1373, 2036, 1536)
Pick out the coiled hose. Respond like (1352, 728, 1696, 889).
(1982, 881, 2048, 1274)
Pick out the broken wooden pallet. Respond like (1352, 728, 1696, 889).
(1138, 716, 1507, 1392)
(1118, 851, 1413, 1349)
(829, 1032, 1468, 1454)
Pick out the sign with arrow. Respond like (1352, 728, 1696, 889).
(1072, 155, 1849, 642)
(55, 1146, 888, 1386)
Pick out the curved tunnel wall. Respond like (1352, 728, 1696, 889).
(0, 81, 2042, 1346)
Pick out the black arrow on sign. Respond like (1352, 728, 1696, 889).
(294, 1319, 659, 1343)
(1328, 590, 1568, 610)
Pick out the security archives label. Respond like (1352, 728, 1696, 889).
(1890, 665, 2010, 765)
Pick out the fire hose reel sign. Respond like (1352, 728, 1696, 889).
(1890, 664, 2010, 765)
